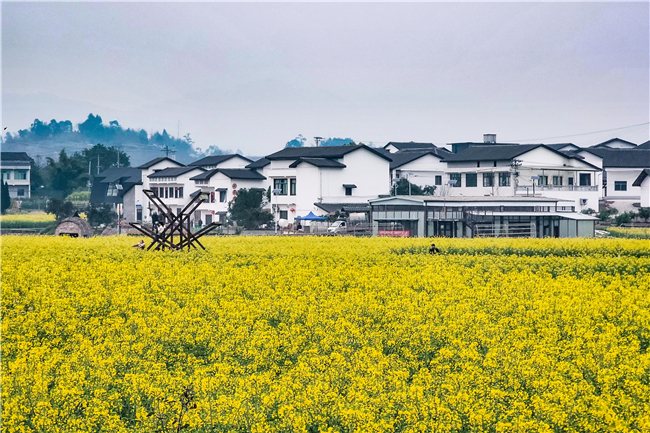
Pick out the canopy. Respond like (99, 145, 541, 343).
(295, 211, 328, 221)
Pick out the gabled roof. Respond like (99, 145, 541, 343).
(579, 149, 650, 168)
(246, 157, 270, 169)
(589, 138, 637, 148)
(148, 166, 204, 178)
(289, 158, 346, 168)
(546, 143, 580, 151)
(632, 169, 650, 187)
(95, 167, 142, 184)
(442, 144, 601, 170)
(441, 144, 542, 162)
(1, 152, 33, 163)
(264, 144, 392, 162)
(314, 202, 371, 213)
(190, 168, 266, 181)
(138, 157, 185, 169)
(389, 150, 443, 169)
(637, 140, 650, 149)
(384, 142, 437, 151)
(188, 154, 252, 167)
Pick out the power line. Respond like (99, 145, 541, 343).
(505, 121, 650, 143)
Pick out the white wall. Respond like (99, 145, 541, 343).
(393, 154, 446, 189)
(604, 168, 641, 199)
(640, 178, 650, 208)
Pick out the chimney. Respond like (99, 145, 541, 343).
(483, 134, 496, 143)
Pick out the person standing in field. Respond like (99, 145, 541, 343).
(429, 243, 440, 255)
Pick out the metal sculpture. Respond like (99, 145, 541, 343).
(129, 189, 219, 251)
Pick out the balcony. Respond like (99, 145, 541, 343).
(516, 185, 597, 193)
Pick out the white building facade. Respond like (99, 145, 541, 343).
(1, 152, 32, 199)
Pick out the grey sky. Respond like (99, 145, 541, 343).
(2, 2, 649, 155)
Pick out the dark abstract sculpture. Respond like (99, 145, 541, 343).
(129, 189, 219, 251)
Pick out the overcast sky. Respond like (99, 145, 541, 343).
(2, 2, 649, 155)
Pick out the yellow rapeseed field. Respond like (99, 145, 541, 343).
(2, 236, 649, 433)
(607, 227, 650, 240)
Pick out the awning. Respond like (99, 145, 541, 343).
(467, 211, 598, 220)
(216, 188, 228, 192)
(343, 184, 357, 188)
(296, 211, 328, 221)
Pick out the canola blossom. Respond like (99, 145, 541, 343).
(607, 227, 650, 240)
(2, 236, 650, 432)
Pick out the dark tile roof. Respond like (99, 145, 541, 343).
(389, 150, 443, 169)
(190, 168, 266, 181)
(289, 158, 346, 168)
(265, 144, 391, 161)
(580, 149, 650, 168)
(188, 154, 252, 167)
(384, 142, 437, 151)
(589, 138, 637, 148)
(637, 140, 650, 149)
(138, 157, 184, 169)
(441, 144, 542, 162)
(95, 167, 142, 184)
(148, 166, 204, 178)
(314, 202, 371, 213)
(246, 157, 270, 169)
(1, 152, 33, 163)
(546, 143, 580, 151)
(632, 169, 650, 187)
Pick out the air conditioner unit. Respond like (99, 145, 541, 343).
(115, 184, 123, 190)
(580, 198, 587, 205)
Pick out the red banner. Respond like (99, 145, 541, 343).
(378, 230, 410, 237)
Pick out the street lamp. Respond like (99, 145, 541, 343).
(272, 188, 281, 234)
(531, 176, 538, 197)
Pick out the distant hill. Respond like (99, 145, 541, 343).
(2, 114, 231, 166)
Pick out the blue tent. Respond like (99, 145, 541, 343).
(295, 211, 328, 221)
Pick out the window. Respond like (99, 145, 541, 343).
(164, 187, 169, 199)
(579, 173, 591, 186)
(279, 210, 288, 219)
(107, 183, 119, 196)
(435, 175, 442, 185)
(568, 177, 574, 186)
(553, 176, 562, 186)
(290, 178, 297, 196)
(178, 187, 183, 198)
(17, 188, 25, 197)
(483, 173, 494, 187)
(174, 187, 179, 198)
(477, 162, 481, 168)
(14, 170, 27, 180)
(538, 176, 548, 186)
(274, 178, 288, 195)
(1, 170, 10, 181)
(345, 187, 353, 196)
(466, 173, 477, 187)
(499, 172, 511, 187)
(219, 191, 227, 202)
(614, 181, 627, 191)
(449, 173, 461, 187)
(151, 187, 158, 197)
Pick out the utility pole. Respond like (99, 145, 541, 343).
(97, 155, 101, 175)
(314, 136, 323, 147)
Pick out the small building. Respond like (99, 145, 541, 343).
(90, 167, 143, 222)
(1, 152, 32, 199)
(55, 216, 93, 238)
(369, 195, 597, 238)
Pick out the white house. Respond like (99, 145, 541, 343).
(589, 138, 638, 149)
(147, 166, 206, 216)
(262, 145, 392, 223)
(189, 168, 267, 225)
(389, 150, 449, 191)
(578, 148, 650, 212)
(1, 152, 32, 199)
(440, 144, 602, 211)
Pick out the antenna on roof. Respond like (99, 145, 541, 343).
(161, 145, 176, 160)
(314, 136, 323, 147)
